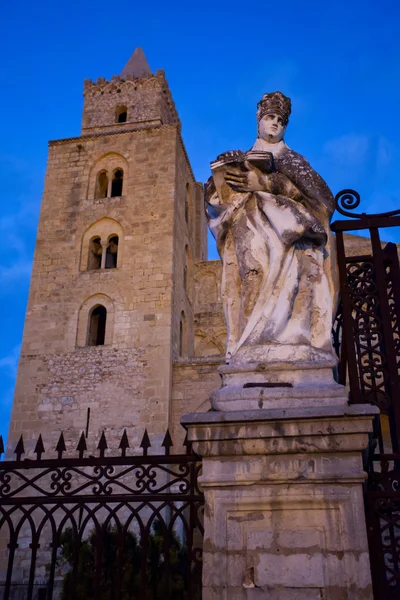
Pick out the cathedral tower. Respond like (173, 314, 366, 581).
(8, 49, 207, 453)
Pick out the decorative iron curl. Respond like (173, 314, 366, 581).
(0, 471, 11, 496)
(50, 467, 72, 495)
(335, 188, 400, 219)
(335, 189, 361, 218)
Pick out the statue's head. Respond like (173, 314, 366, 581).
(257, 92, 291, 143)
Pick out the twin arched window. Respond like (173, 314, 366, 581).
(95, 168, 124, 199)
(87, 235, 119, 270)
(81, 218, 123, 272)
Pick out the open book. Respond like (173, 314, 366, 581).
(210, 150, 275, 203)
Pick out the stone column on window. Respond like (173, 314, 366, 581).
(100, 240, 108, 269)
(107, 178, 113, 199)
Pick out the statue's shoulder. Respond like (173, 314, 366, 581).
(276, 147, 335, 213)
(276, 147, 319, 179)
(278, 147, 310, 166)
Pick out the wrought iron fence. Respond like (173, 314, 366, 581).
(332, 189, 400, 600)
(0, 429, 204, 600)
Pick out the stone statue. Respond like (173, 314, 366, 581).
(206, 92, 342, 410)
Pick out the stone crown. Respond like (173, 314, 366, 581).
(257, 91, 292, 124)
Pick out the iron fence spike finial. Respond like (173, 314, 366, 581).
(55, 432, 66, 458)
(119, 429, 130, 456)
(0, 435, 4, 456)
(34, 435, 45, 460)
(162, 429, 173, 455)
(183, 432, 193, 455)
(14, 435, 25, 461)
(77, 432, 87, 458)
(97, 431, 108, 457)
(140, 429, 151, 456)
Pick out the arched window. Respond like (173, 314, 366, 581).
(184, 245, 188, 294)
(179, 311, 186, 356)
(87, 236, 102, 270)
(184, 245, 192, 302)
(77, 294, 114, 347)
(116, 106, 128, 123)
(105, 235, 119, 269)
(111, 169, 123, 197)
(95, 170, 108, 199)
(88, 305, 107, 346)
(185, 184, 190, 225)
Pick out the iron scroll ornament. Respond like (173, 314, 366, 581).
(335, 189, 400, 219)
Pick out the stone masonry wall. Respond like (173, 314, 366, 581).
(8, 124, 182, 454)
(82, 72, 179, 133)
(170, 138, 202, 361)
(193, 260, 226, 357)
(171, 358, 223, 449)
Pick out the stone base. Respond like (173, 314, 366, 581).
(181, 404, 378, 599)
(211, 382, 347, 411)
(213, 354, 347, 411)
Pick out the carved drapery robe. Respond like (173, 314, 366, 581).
(207, 140, 338, 363)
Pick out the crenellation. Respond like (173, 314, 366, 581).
(81, 70, 180, 134)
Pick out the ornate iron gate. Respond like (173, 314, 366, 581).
(332, 190, 400, 599)
(0, 429, 203, 600)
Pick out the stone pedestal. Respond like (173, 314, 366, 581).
(213, 346, 347, 412)
(181, 404, 378, 600)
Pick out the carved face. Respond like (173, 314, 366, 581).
(258, 113, 286, 143)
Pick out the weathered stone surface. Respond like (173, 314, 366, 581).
(205, 92, 343, 409)
(212, 353, 348, 410)
(207, 94, 338, 371)
(182, 405, 377, 599)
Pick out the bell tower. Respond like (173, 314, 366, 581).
(7, 49, 207, 454)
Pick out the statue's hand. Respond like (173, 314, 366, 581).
(224, 165, 270, 193)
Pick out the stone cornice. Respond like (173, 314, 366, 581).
(48, 123, 198, 185)
(48, 123, 172, 146)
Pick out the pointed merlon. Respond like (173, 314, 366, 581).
(140, 429, 151, 456)
(55, 432, 66, 459)
(119, 429, 130, 457)
(162, 430, 173, 456)
(14, 435, 25, 461)
(34, 435, 45, 460)
(97, 431, 108, 457)
(76, 432, 87, 458)
(121, 47, 152, 79)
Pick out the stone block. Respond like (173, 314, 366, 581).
(182, 404, 376, 599)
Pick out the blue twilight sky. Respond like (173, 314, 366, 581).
(1, 0, 400, 436)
